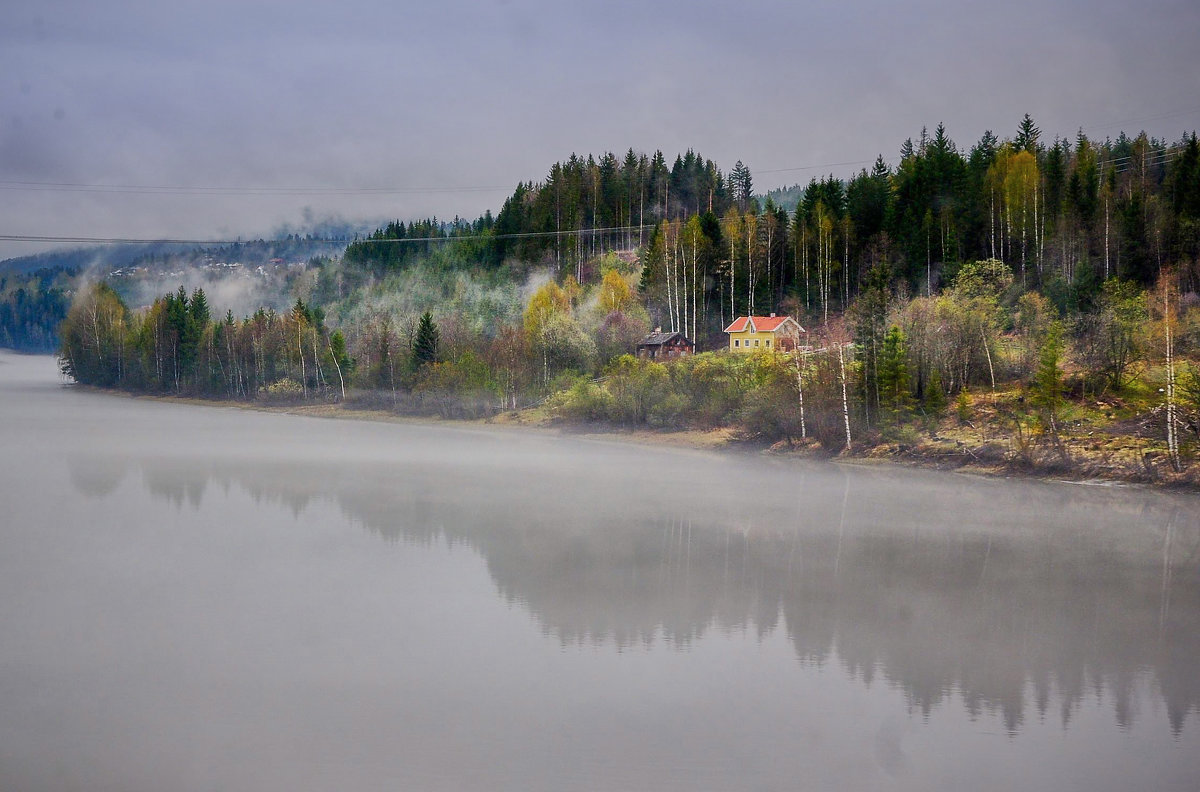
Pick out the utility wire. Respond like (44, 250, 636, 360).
(1082, 104, 1200, 134)
(0, 224, 656, 246)
(0, 180, 512, 196)
(754, 159, 874, 176)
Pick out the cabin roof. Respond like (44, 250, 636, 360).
(723, 315, 805, 334)
(637, 331, 693, 347)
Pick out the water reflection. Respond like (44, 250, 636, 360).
(67, 450, 1200, 736)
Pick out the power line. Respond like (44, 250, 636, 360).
(1082, 104, 1200, 134)
(0, 180, 513, 196)
(0, 224, 656, 247)
(1103, 149, 1183, 174)
(754, 158, 874, 176)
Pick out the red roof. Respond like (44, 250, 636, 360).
(723, 315, 803, 333)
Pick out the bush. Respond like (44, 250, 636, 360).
(554, 379, 613, 421)
(603, 355, 674, 425)
(740, 365, 803, 442)
(671, 353, 750, 427)
(955, 388, 972, 424)
(260, 377, 304, 402)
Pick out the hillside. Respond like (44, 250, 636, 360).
(37, 115, 1200, 483)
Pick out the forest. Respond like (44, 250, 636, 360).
(0, 269, 74, 352)
(55, 115, 1200, 480)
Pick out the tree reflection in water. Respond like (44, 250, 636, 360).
(69, 448, 1200, 737)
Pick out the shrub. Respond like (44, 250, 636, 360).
(555, 379, 613, 422)
(260, 377, 304, 402)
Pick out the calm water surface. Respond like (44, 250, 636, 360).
(1, 351, 1198, 791)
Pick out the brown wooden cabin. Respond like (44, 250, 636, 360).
(636, 330, 695, 359)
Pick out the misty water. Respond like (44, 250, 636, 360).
(1, 351, 1197, 791)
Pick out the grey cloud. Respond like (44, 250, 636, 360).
(2, 0, 1198, 259)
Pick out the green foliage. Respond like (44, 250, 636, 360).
(555, 379, 614, 422)
(58, 282, 131, 387)
(1014, 113, 1041, 154)
(671, 353, 754, 427)
(603, 355, 675, 425)
(877, 326, 912, 419)
(412, 351, 497, 418)
(537, 311, 595, 378)
(952, 258, 1013, 300)
(852, 262, 891, 416)
(548, 349, 862, 447)
(261, 377, 304, 401)
(955, 388, 972, 424)
(1076, 279, 1147, 390)
(343, 216, 498, 271)
(924, 367, 947, 419)
(59, 281, 353, 401)
(1180, 364, 1200, 415)
(41, 123, 1200, 452)
(740, 362, 804, 441)
(0, 269, 71, 352)
(1015, 292, 1055, 371)
(1030, 322, 1065, 427)
(412, 311, 439, 367)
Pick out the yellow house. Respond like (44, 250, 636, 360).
(724, 314, 805, 353)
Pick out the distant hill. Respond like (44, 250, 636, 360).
(0, 244, 189, 276)
(0, 236, 354, 278)
(0, 237, 355, 351)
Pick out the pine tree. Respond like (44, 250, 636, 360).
(730, 160, 753, 211)
(924, 367, 947, 419)
(1015, 113, 1041, 154)
(1030, 321, 1064, 435)
(190, 288, 210, 327)
(877, 326, 911, 419)
(412, 311, 439, 368)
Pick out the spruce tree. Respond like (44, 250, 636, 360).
(924, 367, 947, 419)
(878, 326, 911, 420)
(1031, 322, 1065, 433)
(190, 288, 209, 327)
(730, 160, 752, 211)
(412, 311, 439, 368)
(1015, 113, 1041, 154)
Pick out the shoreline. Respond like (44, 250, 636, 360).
(66, 382, 1198, 493)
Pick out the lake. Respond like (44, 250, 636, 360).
(1, 351, 1197, 791)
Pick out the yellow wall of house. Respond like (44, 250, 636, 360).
(727, 329, 777, 353)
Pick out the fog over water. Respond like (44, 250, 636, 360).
(1, 351, 1198, 791)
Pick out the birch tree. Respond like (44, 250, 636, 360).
(1004, 150, 1039, 286)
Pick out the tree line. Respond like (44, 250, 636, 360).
(58, 284, 354, 400)
(0, 270, 72, 352)
(338, 117, 1200, 353)
(57, 115, 1200, 474)
(633, 117, 1200, 347)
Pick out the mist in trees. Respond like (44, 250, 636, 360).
(52, 118, 1200, 473)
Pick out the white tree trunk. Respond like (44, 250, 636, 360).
(796, 357, 807, 440)
(1165, 284, 1180, 471)
(838, 343, 851, 451)
(1104, 192, 1111, 279)
(329, 342, 346, 400)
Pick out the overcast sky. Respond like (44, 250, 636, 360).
(2, 0, 1199, 258)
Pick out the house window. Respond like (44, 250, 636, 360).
(766, 339, 771, 347)
(734, 339, 739, 347)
